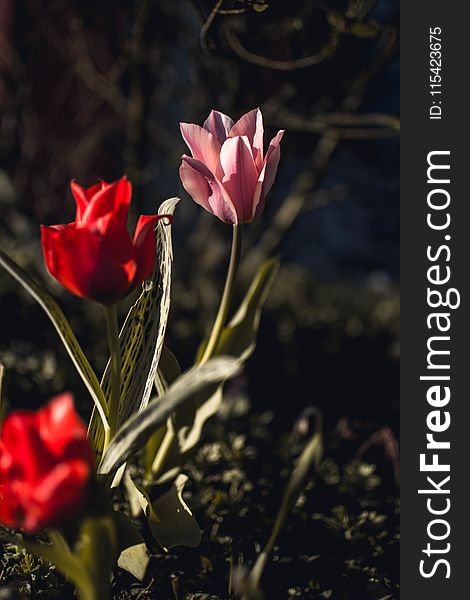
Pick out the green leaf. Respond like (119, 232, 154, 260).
(117, 542, 149, 582)
(89, 197, 179, 457)
(23, 528, 103, 600)
(99, 356, 241, 478)
(156, 345, 182, 394)
(75, 516, 118, 599)
(143, 346, 182, 477)
(0, 249, 109, 434)
(175, 258, 279, 455)
(129, 474, 201, 550)
(113, 511, 149, 581)
(23, 516, 121, 600)
(246, 428, 323, 596)
(211, 257, 280, 360)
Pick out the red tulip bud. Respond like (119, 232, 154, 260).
(41, 176, 160, 304)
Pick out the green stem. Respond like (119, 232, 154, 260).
(200, 224, 242, 364)
(104, 304, 121, 448)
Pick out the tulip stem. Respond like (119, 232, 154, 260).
(201, 224, 242, 363)
(104, 304, 121, 445)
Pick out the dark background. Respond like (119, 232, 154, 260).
(0, 1, 399, 598)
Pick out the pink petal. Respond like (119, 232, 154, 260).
(179, 156, 212, 213)
(220, 136, 259, 223)
(203, 110, 234, 144)
(256, 129, 284, 214)
(180, 123, 222, 176)
(229, 108, 264, 169)
(180, 156, 238, 224)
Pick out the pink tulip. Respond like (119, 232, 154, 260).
(179, 108, 284, 224)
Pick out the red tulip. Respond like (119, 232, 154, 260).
(41, 177, 159, 305)
(179, 108, 284, 224)
(0, 393, 94, 532)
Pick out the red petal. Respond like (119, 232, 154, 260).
(0, 411, 54, 481)
(37, 394, 93, 464)
(132, 215, 159, 287)
(41, 222, 136, 304)
(80, 176, 131, 227)
(26, 460, 91, 532)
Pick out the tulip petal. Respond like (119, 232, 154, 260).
(37, 393, 92, 462)
(1, 412, 54, 480)
(180, 123, 222, 176)
(0, 395, 94, 533)
(180, 156, 238, 224)
(132, 215, 159, 286)
(80, 176, 132, 227)
(27, 460, 91, 531)
(253, 130, 284, 219)
(220, 136, 259, 223)
(70, 181, 92, 222)
(41, 223, 137, 304)
(203, 110, 234, 144)
(229, 108, 264, 168)
(71, 180, 111, 221)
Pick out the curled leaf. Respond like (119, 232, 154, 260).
(88, 197, 179, 456)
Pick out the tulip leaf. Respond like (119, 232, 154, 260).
(23, 530, 99, 600)
(146, 259, 278, 481)
(177, 258, 279, 454)
(155, 345, 182, 394)
(201, 257, 280, 362)
(127, 474, 201, 550)
(99, 356, 241, 477)
(75, 516, 118, 600)
(24, 518, 121, 600)
(117, 542, 149, 582)
(0, 248, 109, 433)
(89, 197, 179, 455)
(143, 346, 182, 478)
(244, 429, 323, 597)
(113, 511, 149, 581)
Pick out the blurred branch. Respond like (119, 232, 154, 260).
(346, 0, 378, 20)
(242, 22, 398, 275)
(125, 0, 151, 183)
(224, 22, 340, 70)
(65, 22, 127, 116)
(28, 0, 128, 117)
(268, 108, 400, 139)
(200, 0, 224, 50)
